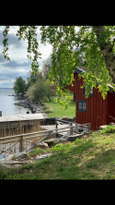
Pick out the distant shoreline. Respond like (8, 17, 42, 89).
(0, 88, 13, 89)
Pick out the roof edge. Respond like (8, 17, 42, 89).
(75, 67, 113, 93)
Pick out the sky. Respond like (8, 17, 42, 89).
(0, 26, 53, 88)
(0, 26, 79, 88)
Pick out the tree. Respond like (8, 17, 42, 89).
(42, 56, 52, 80)
(26, 70, 39, 90)
(13, 76, 26, 95)
(73, 48, 86, 66)
(25, 75, 56, 102)
(2, 26, 115, 108)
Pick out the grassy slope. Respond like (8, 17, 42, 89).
(1, 126, 115, 179)
(41, 97, 76, 118)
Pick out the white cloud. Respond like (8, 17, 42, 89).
(0, 80, 10, 84)
(0, 26, 80, 88)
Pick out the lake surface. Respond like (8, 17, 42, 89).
(0, 88, 29, 116)
(0, 88, 31, 160)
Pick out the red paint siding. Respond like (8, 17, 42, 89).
(107, 92, 115, 124)
(66, 71, 115, 130)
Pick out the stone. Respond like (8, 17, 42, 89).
(109, 122, 115, 126)
(57, 138, 66, 143)
(61, 116, 68, 120)
(43, 138, 59, 146)
(16, 152, 28, 160)
(99, 125, 108, 130)
(96, 130, 101, 133)
(66, 134, 83, 142)
(26, 111, 30, 114)
(35, 142, 49, 149)
(35, 153, 52, 161)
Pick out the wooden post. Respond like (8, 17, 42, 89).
(70, 123, 73, 135)
(48, 131, 51, 139)
(56, 121, 58, 138)
(0, 111, 2, 117)
(19, 135, 23, 152)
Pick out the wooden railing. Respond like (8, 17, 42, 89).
(0, 120, 91, 154)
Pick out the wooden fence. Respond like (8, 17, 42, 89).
(0, 120, 91, 154)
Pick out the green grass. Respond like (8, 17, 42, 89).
(27, 147, 51, 157)
(1, 125, 115, 179)
(41, 96, 76, 118)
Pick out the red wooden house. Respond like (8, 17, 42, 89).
(66, 66, 115, 131)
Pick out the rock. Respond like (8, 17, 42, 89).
(99, 123, 115, 130)
(99, 125, 108, 130)
(61, 116, 68, 120)
(109, 122, 115, 126)
(96, 130, 101, 133)
(43, 138, 59, 146)
(66, 134, 83, 142)
(35, 153, 52, 161)
(35, 142, 49, 149)
(26, 111, 30, 114)
(57, 138, 66, 143)
(16, 152, 28, 160)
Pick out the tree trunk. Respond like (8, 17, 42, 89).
(93, 26, 115, 83)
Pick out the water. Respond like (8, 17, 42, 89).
(0, 88, 31, 160)
(0, 88, 30, 116)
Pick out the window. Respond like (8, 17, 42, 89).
(83, 86, 93, 97)
(78, 100, 86, 112)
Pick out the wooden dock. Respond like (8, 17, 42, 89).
(0, 114, 45, 137)
(0, 114, 45, 122)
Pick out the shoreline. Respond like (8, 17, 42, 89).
(14, 97, 47, 118)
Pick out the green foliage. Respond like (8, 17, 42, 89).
(42, 56, 52, 80)
(13, 76, 26, 95)
(25, 75, 56, 102)
(40, 26, 115, 106)
(73, 48, 86, 66)
(28, 147, 49, 157)
(26, 70, 39, 90)
(2, 26, 115, 108)
(2, 130, 115, 179)
(100, 125, 115, 134)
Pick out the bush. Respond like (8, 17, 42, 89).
(25, 76, 56, 102)
(100, 125, 115, 134)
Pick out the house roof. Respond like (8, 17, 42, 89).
(75, 67, 113, 93)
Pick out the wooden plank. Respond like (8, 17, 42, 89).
(95, 88, 98, 130)
(102, 93, 105, 126)
(93, 86, 96, 130)
(113, 93, 115, 123)
(0, 114, 44, 122)
(91, 88, 94, 130)
(0, 140, 20, 154)
(105, 94, 107, 125)
(96, 88, 99, 130)
(75, 73, 77, 94)
(107, 92, 114, 124)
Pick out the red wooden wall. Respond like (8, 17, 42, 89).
(107, 92, 115, 124)
(66, 72, 108, 131)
